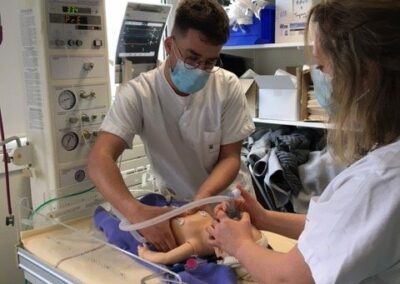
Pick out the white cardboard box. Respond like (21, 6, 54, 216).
(255, 75, 299, 121)
(275, 0, 316, 43)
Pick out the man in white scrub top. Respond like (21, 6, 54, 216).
(88, 0, 255, 252)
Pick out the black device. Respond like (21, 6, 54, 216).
(0, 12, 3, 45)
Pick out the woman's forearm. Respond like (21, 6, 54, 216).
(260, 210, 306, 240)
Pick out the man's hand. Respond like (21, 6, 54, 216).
(87, 132, 178, 251)
(131, 204, 177, 252)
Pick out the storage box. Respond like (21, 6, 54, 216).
(240, 79, 258, 118)
(298, 67, 312, 121)
(225, 5, 275, 46)
(275, 0, 317, 43)
(298, 67, 329, 121)
(255, 75, 299, 121)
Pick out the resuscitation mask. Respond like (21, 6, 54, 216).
(310, 66, 333, 111)
(170, 58, 210, 94)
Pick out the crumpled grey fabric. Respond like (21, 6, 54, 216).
(245, 127, 324, 211)
(252, 151, 270, 177)
(291, 149, 345, 213)
(274, 151, 303, 195)
(247, 130, 273, 165)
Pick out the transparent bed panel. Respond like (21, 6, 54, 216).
(17, 199, 182, 284)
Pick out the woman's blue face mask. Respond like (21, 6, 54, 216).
(310, 66, 333, 111)
(170, 58, 210, 94)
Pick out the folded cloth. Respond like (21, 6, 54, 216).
(180, 262, 237, 284)
(94, 193, 170, 254)
(139, 193, 168, 206)
(94, 206, 141, 255)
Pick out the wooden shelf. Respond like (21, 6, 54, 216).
(253, 118, 329, 129)
(222, 42, 305, 51)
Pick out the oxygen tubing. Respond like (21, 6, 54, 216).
(119, 189, 241, 232)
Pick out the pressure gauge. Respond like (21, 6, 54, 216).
(74, 169, 86, 182)
(58, 90, 76, 110)
(61, 132, 79, 151)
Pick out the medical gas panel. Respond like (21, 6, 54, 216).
(19, 0, 110, 221)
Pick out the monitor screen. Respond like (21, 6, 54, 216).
(116, 20, 165, 64)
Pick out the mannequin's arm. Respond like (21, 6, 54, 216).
(138, 242, 196, 265)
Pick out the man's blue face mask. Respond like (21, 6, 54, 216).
(310, 66, 333, 111)
(170, 58, 210, 94)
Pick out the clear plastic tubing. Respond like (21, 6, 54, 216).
(119, 188, 241, 232)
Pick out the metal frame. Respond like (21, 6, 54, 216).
(17, 247, 81, 284)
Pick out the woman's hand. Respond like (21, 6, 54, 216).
(206, 210, 255, 257)
(214, 185, 267, 229)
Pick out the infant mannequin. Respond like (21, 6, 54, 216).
(137, 210, 266, 265)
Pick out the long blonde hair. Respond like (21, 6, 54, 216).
(306, 0, 400, 164)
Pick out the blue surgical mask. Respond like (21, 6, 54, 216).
(170, 58, 210, 94)
(310, 66, 333, 111)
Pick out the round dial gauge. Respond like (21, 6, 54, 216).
(58, 90, 76, 110)
(74, 169, 86, 182)
(61, 132, 79, 151)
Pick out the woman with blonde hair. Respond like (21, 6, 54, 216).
(207, 0, 400, 283)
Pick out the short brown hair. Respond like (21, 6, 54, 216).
(172, 0, 229, 45)
(306, 0, 400, 164)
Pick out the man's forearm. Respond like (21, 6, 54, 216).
(88, 153, 141, 219)
(196, 154, 240, 199)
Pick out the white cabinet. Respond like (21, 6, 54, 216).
(222, 43, 306, 76)
(253, 118, 327, 129)
(221, 43, 328, 129)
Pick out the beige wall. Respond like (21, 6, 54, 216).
(0, 0, 29, 282)
(0, 0, 40, 281)
(0, 0, 26, 138)
(0, 170, 30, 283)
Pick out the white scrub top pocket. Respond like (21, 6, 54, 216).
(203, 130, 221, 172)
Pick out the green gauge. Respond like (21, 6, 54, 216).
(61, 132, 79, 151)
(58, 90, 76, 110)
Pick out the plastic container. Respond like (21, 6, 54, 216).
(225, 5, 275, 46)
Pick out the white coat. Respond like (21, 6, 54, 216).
(298, 140, 400, 283)
(100, 61, 255, 200)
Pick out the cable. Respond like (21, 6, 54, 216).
(0, 107, 13, 226)
(119, 188, 241, 232)
(117, 150, 123, 169)
(30, 186, 96, 219)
